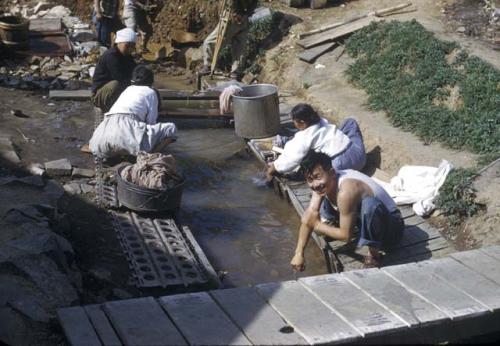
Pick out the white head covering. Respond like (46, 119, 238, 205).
(115, 28, 137, 44)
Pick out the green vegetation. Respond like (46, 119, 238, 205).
(345, 20, 500, 157)
(434, 168, 485, 225)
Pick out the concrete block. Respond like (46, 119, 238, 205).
(45, 158, 72, 176)
(72, 168, 95, 178)
(310, 0, 328, 9)
(63, 183, 82, 195)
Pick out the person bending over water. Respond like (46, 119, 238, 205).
(90, 65, 177, 158)
(267, 103, 366, 179)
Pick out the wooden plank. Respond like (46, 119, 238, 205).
(256, 280, 362, 344)
(299, 274, 408, 336)
(383, 261, 489, 320)
(342, 269, 449, 327)
(400, 206, 415, 219)
(181, 226, 222, 288)
(160, 108, 232, 119)
(103, 297, 186, 346)
(451, 249, 500, 286)
(159, 292, 251, 346)
(210, 287, 308, 345)
(424, 258, 500, 312)
(49, 89, 92, 100)
(57, 307, 102, 346)
(29, 18, 62, 32)
(49, 89, 220, 100)
(403, 214, 425, 226)
(480, 245, 500, 262)
(298, 16, 380, 49)
(298, 42, 337, 63)
(84, 305, 122, 346)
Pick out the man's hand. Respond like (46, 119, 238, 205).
(291, 252, 305, 272)
(232, 14, 244, 24)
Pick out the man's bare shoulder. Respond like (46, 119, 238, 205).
(337, 179, 364, 209)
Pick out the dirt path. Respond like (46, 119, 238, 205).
(260, 0, 500, 248)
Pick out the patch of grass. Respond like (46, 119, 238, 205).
(434, 168, 485, 225)
(345, 20, 500, 156)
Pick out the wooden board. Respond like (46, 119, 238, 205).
(451, 249, 500, 286)
(49, 89, 220, 100)
(299, 274, 408, 336)
(298, 42, 337, 63)
(57, 307, 102, 346)
(181, 226, 222, 288)
(210, 287, 308, 345)
(383, 262, 489, 320)
(29, 18, 63, 32)
(84, 305, 122, 346)
(422, 258, 500, 312)
(159, 292, 251, 345)
(480, 245, 500, 262)
(103, 297, 186, 346)
(256, 280, 362, 344)
(342, 269, 449, 327)
(298, 16, 380, 49)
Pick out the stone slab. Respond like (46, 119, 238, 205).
(57, 307, 102, 346)
(451, 249, 500, 286)
(45, 158, 72, 176)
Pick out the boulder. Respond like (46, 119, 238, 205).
(43, 5, 71, 18)
(44, 158, 72, 176)
(72, 167, 95, 178)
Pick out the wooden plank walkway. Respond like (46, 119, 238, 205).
(58, 246, 500, 345)
(246, 137, 453, 272)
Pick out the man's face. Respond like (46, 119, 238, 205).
(117, 42, 135, 55)
(305, 164, 336, 197)
(292, 119, 307, 131)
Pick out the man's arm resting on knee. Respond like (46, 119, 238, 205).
(314, 190, 357, 242)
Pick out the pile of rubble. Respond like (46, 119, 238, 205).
(0, 1, 103, 91)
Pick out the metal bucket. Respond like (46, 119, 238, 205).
(232, 84, 280, 139)
(116, 166, 185, 212)
(0, 16, 29, 49)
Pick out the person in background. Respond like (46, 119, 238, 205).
(91, 28, 137, 112)
(90, 65, 177, 159)
(200, 0, 259, 79)
(122, 0, 154, 53)
(291, 150, 404, 270)
(266, 103, 366, 179)
(93, 0, 122, 47)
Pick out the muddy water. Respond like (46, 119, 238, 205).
(170, 128, 327, 287)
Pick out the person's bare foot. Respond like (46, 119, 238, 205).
(80, 144, 92, 154)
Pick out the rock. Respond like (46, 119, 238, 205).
(250, 7, 273, 23)
(64, 80, 81, 90)
(45, 70, 61, 78)
(112, 288, 133, 300)
(88, 268, 112, 283)
(62, 16, 81, 29)
(309, 0, 327, 9)
(49, 78, 64, 90)
(0, 150, 21, 165)
(184, 47, 203, 70)
(88, 66, 96, 78)
(43, 5, 71, 18)
(57, 72, 77, 81)
(63, 183, 82, 195)
(80, 184, 94, 194)
(44, 158, 72, 176)
(0, 67, 7, 74)
(27, 163, 46, 176)
(72, 167, 95, 178)
(72, 30, 97, 42)
(63, 55, 72, 63)
(74, 41, 101, 55)
(457, 26, 466, 33)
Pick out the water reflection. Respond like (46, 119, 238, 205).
(171, 128, 326, 287)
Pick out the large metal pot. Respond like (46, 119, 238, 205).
(232, 84, 280, 139)
(0, 16, 29, 49)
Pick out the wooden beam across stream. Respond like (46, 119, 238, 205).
(58, 246, 500, 345)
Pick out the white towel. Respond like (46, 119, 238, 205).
(373, 160, 453, 216)
(219, 85, 243, 115)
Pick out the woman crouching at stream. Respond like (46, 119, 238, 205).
(89, 65, 177, 159)
(266, 103, 366, 179)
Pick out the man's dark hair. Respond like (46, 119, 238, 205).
(131, 65, 154, 86)
(300, 150, 333, 175)
(290, 103, 321, 126)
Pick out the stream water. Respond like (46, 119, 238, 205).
(170, 128, 327, 287)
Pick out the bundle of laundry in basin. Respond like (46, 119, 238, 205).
(120, 152, 183, 190)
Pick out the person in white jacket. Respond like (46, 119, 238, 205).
(89, 65, 177, 158)
(266, 103, 366, 179)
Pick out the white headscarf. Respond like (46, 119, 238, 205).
(115, 28, 136, 44)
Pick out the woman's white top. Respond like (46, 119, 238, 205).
(107, 85, 159, 124)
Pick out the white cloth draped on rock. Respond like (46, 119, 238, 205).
(373, 160, 453, 217)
